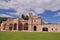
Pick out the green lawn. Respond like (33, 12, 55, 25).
(0, 31, 60, 40)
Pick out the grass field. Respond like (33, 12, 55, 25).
(0, 31, 60, 40)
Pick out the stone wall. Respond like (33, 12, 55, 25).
(0, 12, 60, 32)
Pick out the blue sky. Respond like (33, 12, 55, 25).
(38, 10, 60, 23)
(0, 0, 60, 23)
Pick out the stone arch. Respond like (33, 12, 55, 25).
(3, 24, 6, 30)
(24, 23, 28, 30)
(14, 23, 17, 30)
(42, 27, 48, 31)
(34, 26, 37, 31)
(18, 21, 23, 31)
(9, 24, 13, 30)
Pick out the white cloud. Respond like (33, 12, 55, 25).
(0, 14, 13, 17)
(0, 0, 60, 16)
(54, 12, 60, 17)
(34, 8, 45, 13)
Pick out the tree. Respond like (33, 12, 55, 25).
(0, 17, 3, 23)
(24, 15, 29, 20)
(0, 17, 8, 24)
(21, 14, 25, 19)
(21, 14, 29, 20)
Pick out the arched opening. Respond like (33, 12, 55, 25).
(42, 27, 48, 31)
(52, 28, 53, 31)
(55, 28, 57, 31)
(18, 21, 23, 31)
(14, 23, 17, 30)
(34, 26, 36, 31)
(3, 24, 6, 30)
(24, 23, 28, 30)
(9, 24, 13, 30)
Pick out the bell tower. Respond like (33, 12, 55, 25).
(29, 12, 33, 20)
(28, 12, 33, 31)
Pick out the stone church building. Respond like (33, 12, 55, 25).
(0, 12, 60, 32)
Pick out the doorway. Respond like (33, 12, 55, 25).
(42, 27, 48, 31)
(34, 26, 36, 31)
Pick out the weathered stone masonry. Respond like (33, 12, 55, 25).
(0, 12, 60, 32)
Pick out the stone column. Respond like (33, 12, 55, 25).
(1, 24, 4, 31)
(37, 25, 41, 32)
(28, 24, 33, 32)
(22, 24, 24, 31)
(6, 24, 9, 31)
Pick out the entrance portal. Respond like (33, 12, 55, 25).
(34, 26, 36, 31)
(9, 24, 13, 30)
(3, 24, 6, 30)
(14, 23, 17, 30)
(42, 27, 48, 31)
(24, 23, 28, 30)
(18, 21, 23, 31)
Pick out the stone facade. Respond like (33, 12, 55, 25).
(0, 12, 60, 32)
